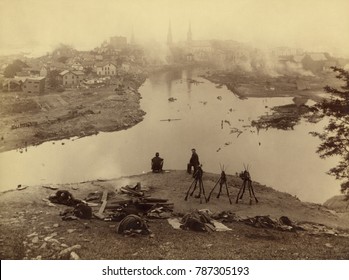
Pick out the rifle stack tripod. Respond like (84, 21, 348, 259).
(207, 164, 232, 204)
(184, 164, 258, 205)
(235, 165, 258, 205)
(184, 165, 207, 204)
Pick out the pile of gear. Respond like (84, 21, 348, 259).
(180, 210, 216, 232)
(49, 190, 92, 220)
(116, 214, 151, 236)
(48, 182, 173, 237)
(240, 215, 305, 232)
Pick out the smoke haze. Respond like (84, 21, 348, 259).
(0, 0, 348, 57)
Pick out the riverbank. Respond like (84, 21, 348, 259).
(1, 170, 348, 260)
(200, 70, 340, 130)
(201, 70, 339, 101)
(0, 74, 146, 153)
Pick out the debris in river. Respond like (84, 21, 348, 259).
(230, 127, 243, 137)
(160, 118, 181, 122)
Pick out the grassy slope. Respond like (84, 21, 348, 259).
(1, 170, 349, 260)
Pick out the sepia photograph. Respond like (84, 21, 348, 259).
(0, 0, 349, 261)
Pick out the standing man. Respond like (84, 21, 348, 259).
(151, 152, 164, 173)
(187, 148, 200, 176)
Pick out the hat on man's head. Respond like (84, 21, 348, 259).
(191, 148, 196, 152)
(155, 152, 159, 156)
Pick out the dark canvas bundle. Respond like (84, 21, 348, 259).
(117, 214, 150, 235)
(49, 190, 81, 206)
(180, 210, 215, 232)
(73, 203, 92, 219)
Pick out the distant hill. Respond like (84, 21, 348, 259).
(324, 195, 349, 212)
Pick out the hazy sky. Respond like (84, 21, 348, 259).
(0, 0, 348, 56)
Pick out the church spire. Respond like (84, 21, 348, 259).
(167, 20, 173, 45)
(187, 22, 192, 43)
(131, 25, 135, 45)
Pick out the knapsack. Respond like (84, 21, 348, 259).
(117, 214, 150, 235)
(73, 203, 92, 219)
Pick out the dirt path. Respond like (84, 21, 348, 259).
(1, 171, 348, 260)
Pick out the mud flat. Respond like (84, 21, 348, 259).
(201, 70, 338, 101)
(0, 74, 146, 153)
(251, 103, 317, 130)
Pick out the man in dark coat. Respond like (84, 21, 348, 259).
(151, 152, 164, 173)
(188, 148, 200, 176)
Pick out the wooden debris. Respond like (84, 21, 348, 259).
(94, 190, 108, 220)
(42, 185, 59, 190)
(160, 118, 181, 122)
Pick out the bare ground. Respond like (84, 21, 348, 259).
(201, 71, 342, 101)
(0, 75, 146, 153)
(1, 171, 348, 260)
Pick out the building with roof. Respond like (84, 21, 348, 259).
(96, 62, 117, 76)
(71, 62, 84, 71)
(58, 70, 85, 87)
(2, 78, 24, 92)
(302, 52, 332, 73)
(22, 77, 46, 94)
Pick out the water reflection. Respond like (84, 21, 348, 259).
(0, 69, 340, 203)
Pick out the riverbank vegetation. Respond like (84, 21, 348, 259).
(310, 67, 349, 196)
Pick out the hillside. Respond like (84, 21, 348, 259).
(1, 170, 349, 260)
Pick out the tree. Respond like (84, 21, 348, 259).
(57, 56, 68, 64)
(310, 66, 349, 196)
(84, 66, 93, 75)
(3, 59, 28, 78)
(47, 69, 60, 89)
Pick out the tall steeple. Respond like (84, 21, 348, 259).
(130, 26, 135, 45)
(167, 20, 173, 45)
(187, 22, 192, 43)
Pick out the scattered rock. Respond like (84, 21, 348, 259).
(27, 232, 38, 238)
(44, 232, 57, 241)
(67, 229, 76, 234)
(325, 243, 333, 248)
(17, 185, 28, 191)
(70, 251, 80, 260)
(58, 245, 82, 259)
(42, 185, 59, 190)
(47, 238, 60, 244)
(32, 236, 39, 244)
(39, 242, 47, 250)
(53, 224, 59, 228)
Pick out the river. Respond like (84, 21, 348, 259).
(0, 68, 340, 203)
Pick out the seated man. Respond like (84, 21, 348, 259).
(151, 152, 164, 173)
